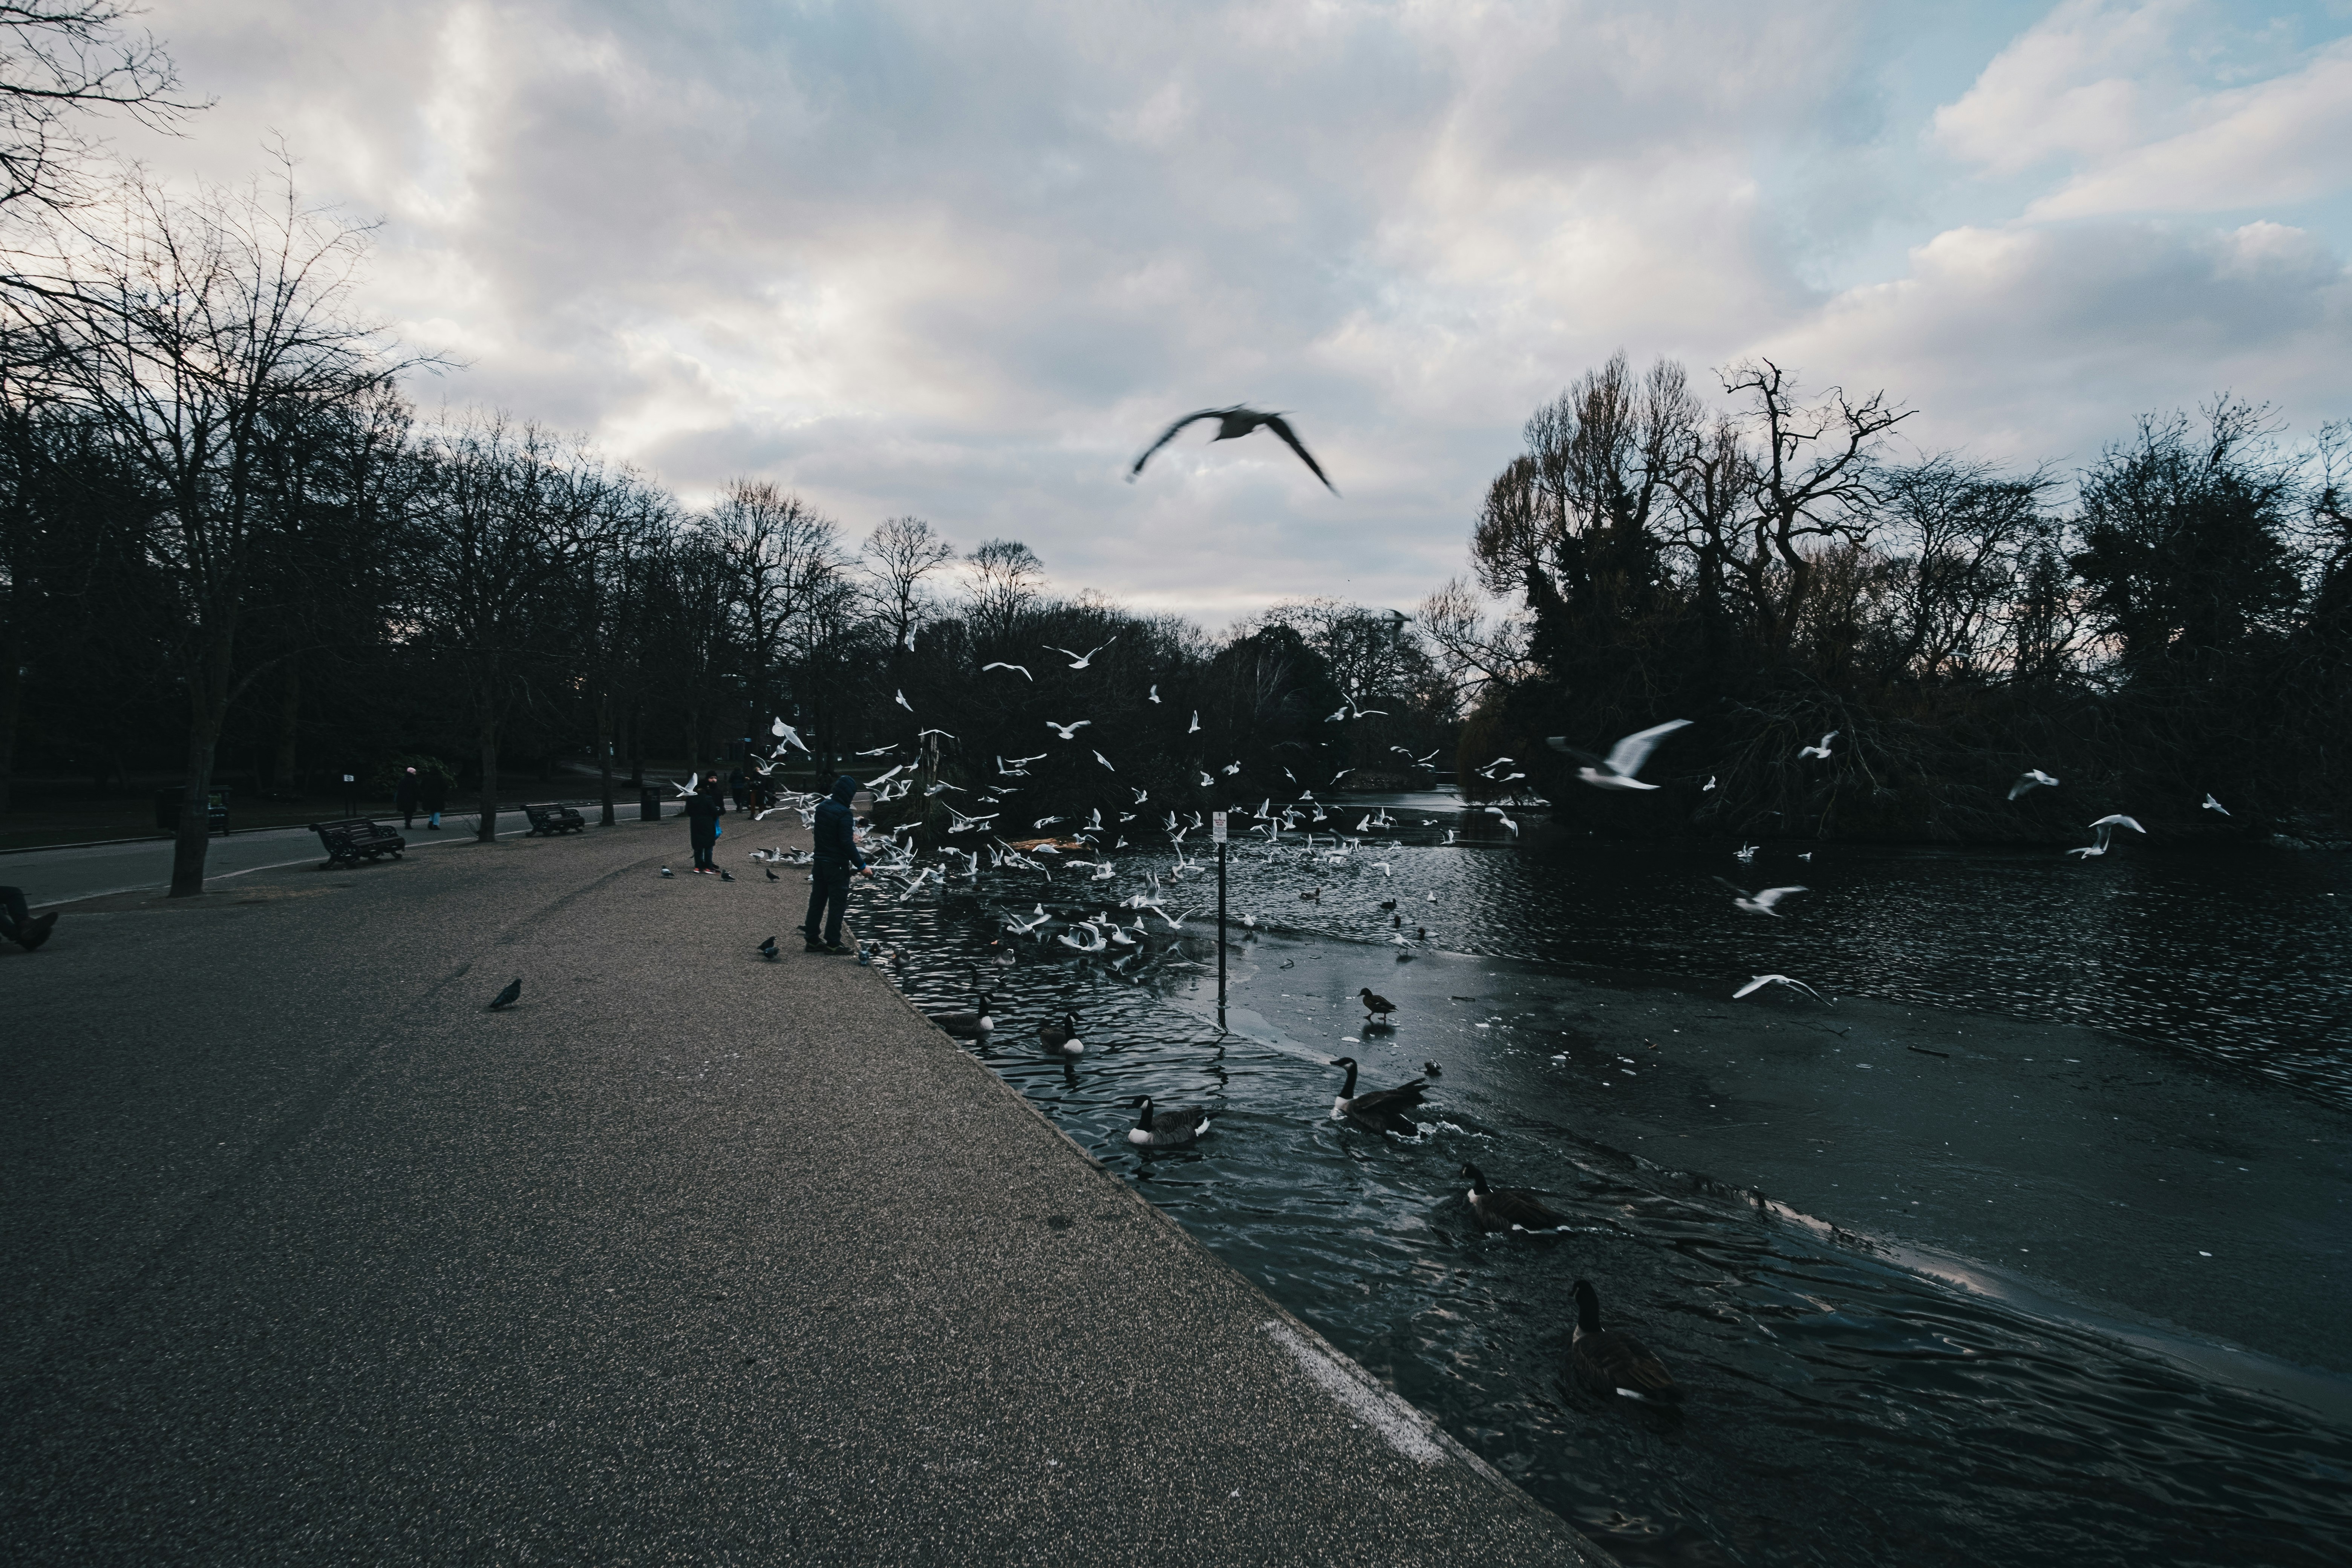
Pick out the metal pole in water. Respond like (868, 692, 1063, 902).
(1213, 810, 1228, 1027)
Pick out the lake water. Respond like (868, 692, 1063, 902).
(841, 796, 2352, 1567)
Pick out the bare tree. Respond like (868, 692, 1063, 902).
(1414, 576, 1530, 711)
(699, 478, 839, 737)
(0, 2, 201, 219)
(859, 513, 953, 668)
(1720, 358, 1910, 658)
(22, 169, 395, 893)
(963, 537, 1044, 642)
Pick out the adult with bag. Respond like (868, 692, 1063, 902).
(686, 776, 726, 874)
(803, 774, 869, 953)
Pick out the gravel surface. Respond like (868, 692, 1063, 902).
(1, 816, 1599, 1565)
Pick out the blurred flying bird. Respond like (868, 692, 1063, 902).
(2202, 793, 2230, 816)
(1188, 710, 1201, 733)
(1715, 878, 1807, 916)
(1046, 719, 1093, 739)
(2069, 814, 2147, 859)
(2009, 768, 2060, 800)
(1128, 406, 1338, 494)
(1799, 731, 1839, 761)
(770, 718, 808, 753)
(1048, 641, 1114, 669)
(982, 662, 1033, 680)
(1095, 750, 1116, 770)
(1148, 684, 1161, 703)
(895, 690, 913, 711)
(1552, 719, 1691, 791)
(1733, 973, 1822, 1000)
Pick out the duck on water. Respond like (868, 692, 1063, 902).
(930, 993, 995, 1038)
(1460, 1163, 1570, 1233)
(1328, 1057, 1430, 1126)
(1127, 1096, 1212, 1147)
(1569, 1279, 1682, 1404)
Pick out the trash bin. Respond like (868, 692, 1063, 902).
(155, 787, 230, 836)
(639, 786, 664, 822)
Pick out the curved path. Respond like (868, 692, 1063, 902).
(0, 813, 1597, 1565)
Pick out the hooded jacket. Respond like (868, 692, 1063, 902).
(812, 775, 865, 868)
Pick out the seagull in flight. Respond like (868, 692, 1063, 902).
(1148, 684, 1161, 703)
(1045, 719, 1093, 740)
(1223, 760, 1242, 775)
(894, 689, 913, 712)
(1733, 974, 1822, 1001)
(2202, 793, 2230, 816)
(770, 718, 808, 753)
(1094, 750, 1116, 771)
(1715, 877, 1807, 916)
(1047, 641, 1115, 669)
(982, 662, 1033, 680)
(1551, 719, 1690, 791)
(2009, 769, 2060, 800)
(2068, 814, 2147, 859)
(1798, 731, 1839, 761)
(1188, 710, 1201, 734)
(1128, 406, 1338, 494)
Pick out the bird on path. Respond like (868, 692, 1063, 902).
(1552, 719, 1691, 792)
(1568, 1279, 1682, 1403)
(1799, 731, 1839, 761)
(757, 936, 779, 960)
(2203, 793, 2230, 816)
(1715, 878, 1807, 916)
(488, 978, 522, 1011)
(982, 662, 1034, 680)
(1127, 1096, 1213, 1147)
(1423, 1061, 1441, 1076)
(1328, 1057, 1429, 1124)
(2068, 814, 2147, 858)
(1046, 719, 1093, 740)
(2009, 769, 2060, 800)
(765, 867, 779, 882)
(1048, 641, 1115, 669)
(659, 866, 674, 877)
(1461, 1164, 1570, 1233)
(1733, 973, 1822, 1001)
(1358, 986, 1398, 1025)
(1128, 406, 1338, 494)
(720, 870, 734, 882)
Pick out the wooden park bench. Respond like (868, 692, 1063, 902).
(309, 818, 407, 867)
(523, 802, 588, 836)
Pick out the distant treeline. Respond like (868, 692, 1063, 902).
(1440, 352, 2351, 846)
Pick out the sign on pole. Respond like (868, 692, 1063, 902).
(1212, 811, 1227, 843)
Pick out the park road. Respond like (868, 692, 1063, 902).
(0, 812, 1598, 1565)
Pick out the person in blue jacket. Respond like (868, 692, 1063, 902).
(802, 773, 869, 952)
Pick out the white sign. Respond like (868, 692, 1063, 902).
(341, 774, 355, 783)
(1211, 811, 1227, 843)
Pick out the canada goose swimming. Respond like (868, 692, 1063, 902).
(1328, 1056, 1429, 1124)
(1568, 1279, 1682, 1404)
(1040, 1013, 1085, 1057)
(1301, 886, 1321, 901)
(1127, 1095, 1212, 1147)
(930, 993, 996, 1038)
(1358, 987, 1397, 1024)
(1460, 1163, 1568, 1232)
(1378, 898, 1397, 911)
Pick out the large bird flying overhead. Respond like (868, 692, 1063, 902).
(1127, 406, 1338, 494)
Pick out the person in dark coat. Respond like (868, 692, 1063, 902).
(420, 769, 448, 830)
(395, 766, 421, 828)
(729, 767, 749, 813)
(686, 776, 725, 874)
(803, 773, 868, 952)
(2, 886, 58, 951)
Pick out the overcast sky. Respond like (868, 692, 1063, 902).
(110, 0, 2352, 624)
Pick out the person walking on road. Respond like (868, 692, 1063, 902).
(395, 767, 421, 828)
(2, 886, 58, 952)
(803, 774, 869, 952)
(420, 769, 447, 830)
(686, 775, 725, 874)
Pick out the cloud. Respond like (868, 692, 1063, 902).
(101, 0, 2352, 623)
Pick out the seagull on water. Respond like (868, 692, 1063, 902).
(1715, 878, 1807, 916)
(1551, 719, 1691, 791)
(2009, 768, 2060, 800)
(1128, 406, 1338, 494)
(1733, 974, 1822, 1001)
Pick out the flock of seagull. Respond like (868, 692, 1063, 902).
(675, 409, 2224, 1406)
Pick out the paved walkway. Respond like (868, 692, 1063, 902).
(0, 812, 1597, 1564)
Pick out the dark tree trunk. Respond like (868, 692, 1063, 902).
(169, 631, 238, 898)
(596, 684, 616, 826)
(476, 697, 500, 844)
(270, 663, 300, 791)
(0, 603, 20, 815)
